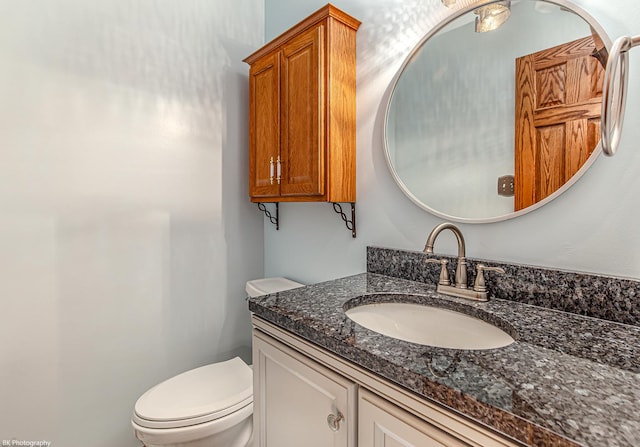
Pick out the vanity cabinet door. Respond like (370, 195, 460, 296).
(253, 331, 357, 447)
(359, 389, 469, 447)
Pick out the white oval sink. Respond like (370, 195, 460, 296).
(345, 302, 514, 350)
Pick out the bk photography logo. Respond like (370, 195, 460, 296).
(2, 441, 51, 447)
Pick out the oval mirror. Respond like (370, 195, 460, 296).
(384, 0, 611, 223)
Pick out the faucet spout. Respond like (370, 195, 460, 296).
(423, 223, 467, 289)
(424, 222, 466, 258)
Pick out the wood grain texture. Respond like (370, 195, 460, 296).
(281, 25, 323, 197)
(532, 35, 600, 70)
(514, 54, 536, 211)
(514, 35, 604, 211)
(243, 4, 361, 65)
(325, 16, 357, 203)
(249, 52, 280, 198)
(536, 64, 565, 108)
(533, 98, 601, 127)
(536, 124, 565, 201)
(245, 4, 359, 203)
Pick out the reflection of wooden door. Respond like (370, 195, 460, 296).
(514, 36, 604, 211)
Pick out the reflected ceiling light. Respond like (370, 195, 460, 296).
(474, 1, 511, 33)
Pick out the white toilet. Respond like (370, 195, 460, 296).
(131, 277, 304, 447)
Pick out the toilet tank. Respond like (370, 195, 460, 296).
(245, 277, 304, 298)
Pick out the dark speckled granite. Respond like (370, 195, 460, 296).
(249, 271, 640, 447)
(367, 246, 640, 327)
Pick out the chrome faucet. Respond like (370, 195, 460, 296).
(423, 223, 504, 302)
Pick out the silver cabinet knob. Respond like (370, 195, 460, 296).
(327, 410, 344, 432)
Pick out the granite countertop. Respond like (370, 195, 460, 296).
(248, 272, 640, 447)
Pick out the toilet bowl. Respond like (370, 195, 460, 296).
(132, 357, 254, 447)
(131, 277, 304, 447)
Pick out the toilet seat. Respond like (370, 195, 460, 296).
(133, 357, 253, 430)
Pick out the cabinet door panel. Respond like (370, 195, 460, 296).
(249, 52, 281, 198)
(359, 389, 470, 447)
(253, 333, 356, 447)
(280, 25, 324, 197)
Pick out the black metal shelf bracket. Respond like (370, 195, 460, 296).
(257, 203, 279, 230)
(332, 202, 356, 238)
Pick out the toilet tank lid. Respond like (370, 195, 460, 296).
(246, 277, 304, 297)
(134, 357, 252, 423)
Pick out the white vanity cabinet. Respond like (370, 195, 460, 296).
(252, 330, 357, 447)
(252, 317, 521, 447)
(358, 389, 469, 447)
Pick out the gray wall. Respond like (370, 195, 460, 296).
(264, 0, 640, 283)
(0, 1, 263, 446)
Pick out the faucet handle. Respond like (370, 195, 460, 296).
(473, 264, 505, 293)
(426, 258, 451, 286)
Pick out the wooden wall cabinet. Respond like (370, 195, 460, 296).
(243, 4, 360, 204)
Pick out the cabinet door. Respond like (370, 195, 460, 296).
(253, 332, 356, 447)
(249, 51, 281, 198)
(280, 24, 324, 197)
(359, 389, 470, 447)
